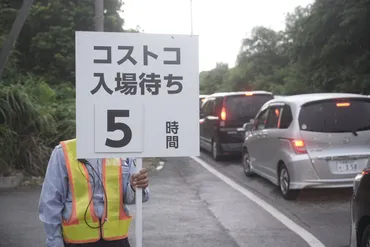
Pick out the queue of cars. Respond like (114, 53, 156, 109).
(201, 93, 370, 192)
(199, 91, 274, 160)
(200, 91, 370, 247)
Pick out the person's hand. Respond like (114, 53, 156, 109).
(130, 168, 149, 191)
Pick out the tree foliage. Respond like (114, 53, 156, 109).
(0, 0, 127, 176)
(200, 0, 370, 96)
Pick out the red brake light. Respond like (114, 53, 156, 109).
(220, 107, 227, 121)
(362, 168, 370, 175)
(220, 97, 227, 121)
(291, 139, 307, 154)
(336, 102, 351, 107)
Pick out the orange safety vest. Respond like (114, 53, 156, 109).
(60, 139, 132, 244)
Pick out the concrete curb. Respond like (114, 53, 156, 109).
(0, 172, 24, 189)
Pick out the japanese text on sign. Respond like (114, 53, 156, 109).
(91, 72, 183, 95)
(166, 121, 179, 149)
(75, 31, 199, 159)
(90, 45, 182, 96)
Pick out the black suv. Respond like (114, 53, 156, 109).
(200, 91, 274, 160)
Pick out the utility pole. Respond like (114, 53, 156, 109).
(190, 0, 193, 35)
(0, 0, 35, 79)
(95, 0, 104, 31)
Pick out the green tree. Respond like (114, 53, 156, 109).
(1, 0, 126, 85)
(200, 62, 229, 94)
(199, 0, 370, 95)
(0, 0, 127, 176)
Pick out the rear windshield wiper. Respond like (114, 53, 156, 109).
(350, 125, 370, 136)
(353, 125, 370, 134)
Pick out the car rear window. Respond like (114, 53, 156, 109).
(200, 97, 207, 107)
(298, 98, 370, 133)
(224, 94, 273, 121)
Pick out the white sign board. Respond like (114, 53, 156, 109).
(75, 31, 199, 159)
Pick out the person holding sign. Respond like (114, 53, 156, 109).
(38, 138, 150, 247)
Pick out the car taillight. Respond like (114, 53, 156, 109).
(220, 107, 226, 121)
(291, 139, 307, 154)
(362, 168, 370, 175)
(220, 97, 227, 122)
(336, 102, 351, 107)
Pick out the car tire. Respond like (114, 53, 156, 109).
(242, 150, 254, 177)
(278, 164, 299, 201)
(360, 225, 370, 247)
(212, 140, 221, 161)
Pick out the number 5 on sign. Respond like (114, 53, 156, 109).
(94, 104, 144, 153)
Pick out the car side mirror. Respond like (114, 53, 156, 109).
(243, 122, 253, 132)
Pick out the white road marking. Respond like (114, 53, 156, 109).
(190, 156, 326, 247)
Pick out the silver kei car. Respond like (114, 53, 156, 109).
(241, 93, 370, 200)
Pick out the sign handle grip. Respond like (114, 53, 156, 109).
(135, 158, 143, 247)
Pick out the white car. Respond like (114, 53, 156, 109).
(242, 93, 370, 200)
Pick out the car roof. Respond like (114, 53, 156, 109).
(206, 91, 273, 98)
(199, 95, 208, 98)
(268, 93, 369, 106)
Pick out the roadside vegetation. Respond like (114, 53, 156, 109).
(0, 0, 136, 176)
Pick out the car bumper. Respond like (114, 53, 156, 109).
(220, 142, 243, 154)
(286, 156, 356, 190)
(290, 179, 354, 189)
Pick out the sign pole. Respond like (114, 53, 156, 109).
(94, 0, 104, 32)
(135, 158, 143, 247)
(190, 0, 193, 35)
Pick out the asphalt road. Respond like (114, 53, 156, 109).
(198, 151, 353, 247)
(0, 157, 312, 247)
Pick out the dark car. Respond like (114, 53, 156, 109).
(350, 166, 370, 247)
(199, 91, 274, 160)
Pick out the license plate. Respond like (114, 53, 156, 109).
(336, 160, 358, 173)
(227, 131, 237, 135)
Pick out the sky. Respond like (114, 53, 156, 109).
(121, 0, 313, 72)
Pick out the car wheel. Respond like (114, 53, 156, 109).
(278, 164, 299, 200)
(212, 140, 221, 161)
(360, 225, 370, 247)
(242, 151, 254, 177)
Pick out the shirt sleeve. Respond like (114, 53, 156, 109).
(122, 158, 150, 205)
(38, 145, 68, 247)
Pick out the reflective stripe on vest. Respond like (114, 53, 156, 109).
(60, 139, 132, 244)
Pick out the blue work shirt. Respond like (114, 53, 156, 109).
(38, 144, 150, 247)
